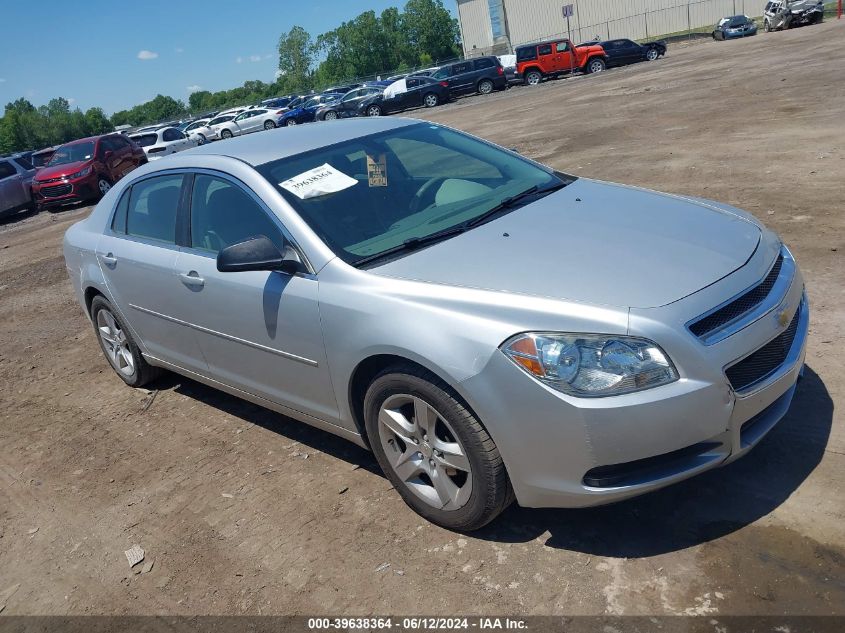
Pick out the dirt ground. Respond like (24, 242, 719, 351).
(1, 21, 843, 618)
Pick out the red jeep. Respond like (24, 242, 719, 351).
(515, 39, 608, 85)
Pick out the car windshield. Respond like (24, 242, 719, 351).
(256, 123, 570, 266)
(48, 141, 96, 166)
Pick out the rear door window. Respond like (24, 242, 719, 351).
(538, 44, 553, 56)
(0, 161, 16, 179)
(126, 174, 185, 244)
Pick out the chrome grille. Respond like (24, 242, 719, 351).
(725, 305, 800, 392)
(41, 184, 72, 198)
(690, 254, 783, 338)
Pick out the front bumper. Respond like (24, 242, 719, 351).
(460, 253, 808, 508)
(32, 173, 98, 207)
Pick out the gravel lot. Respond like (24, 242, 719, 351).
(1, 20, 843, 617)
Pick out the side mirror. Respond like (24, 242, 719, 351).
(103, 150, 114, 159)
(216, 235, 304, 275)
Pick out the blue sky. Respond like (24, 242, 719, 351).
(0, 0, 457, 116)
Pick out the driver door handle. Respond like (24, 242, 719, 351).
(179, 271, 205, 288)
(100, 252, 117, 267)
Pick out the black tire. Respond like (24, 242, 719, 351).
(90, 295, 161, 387)
(646, 48, 660, 61)
(477, 79, 494, 95)
(364, 364, 513, 531)
(96, 176, 112, 199)
(264, 120, 276, 130)
(586, 57, 606, 74)
(365, 104, 383, 117)
(422, 92, 439, 108)
(220, 129, 233, 139)
(198, 133, 207, 144)
(323, 111, 338, 121)
(524, 69, 542, 86)
(283, 118, 298, 127)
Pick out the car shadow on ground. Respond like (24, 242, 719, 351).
(159, 375, 382, 477)
(473, 366, 833, 556)
(154, 365, 831, 555)
(0, 207, 38, 227)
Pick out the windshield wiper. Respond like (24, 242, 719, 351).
(466, 181, 567, 228)
(352, 180, 568, 268)
(353, 224, 469, 267)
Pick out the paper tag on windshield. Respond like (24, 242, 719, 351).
(279, 163, 357, 199)
(366, 153, 387, 187)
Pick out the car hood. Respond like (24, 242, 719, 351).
(371, 179, 762, 309)
(34, 160, 91, 181)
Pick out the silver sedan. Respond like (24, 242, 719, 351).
(63, 118, 808, 530)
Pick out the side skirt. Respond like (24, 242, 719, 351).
(143, 353, 368, 449)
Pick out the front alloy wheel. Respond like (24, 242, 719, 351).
(646, 48, 659, 61)
(423, 93, 439, 107)
(588, 58, 606, 74)
(377, 394, 473, 511)
(366, 104, 382, 117)
(364, 365, 513, 531)
(284, 118, 297, 126)
(97, 178, 111, 196)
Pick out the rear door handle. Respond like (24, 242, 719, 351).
(101, 252, 117, 267)
(179, 271, 205, 288)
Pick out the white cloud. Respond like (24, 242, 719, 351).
(236, 56, 243, 64)
(137, 50, 159, 60)
(249, 55, 262, 62)
(186, 85, 202, 93)
(274, 69, 284, 80)
(67, 97, 76, 105)
(0, 78, 6, 83)
(175, 47, 184, 53)
(264, 54, 273, 60)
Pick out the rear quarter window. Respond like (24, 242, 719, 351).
(516, 47, 537, 62)
(538, 44, 553, 56)
(0, 161, 16, 179)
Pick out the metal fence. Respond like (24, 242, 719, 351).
(466, 0, 841, 53)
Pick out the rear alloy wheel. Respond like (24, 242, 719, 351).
(423, 93, 439, 108)
(366, 104, 383, 117)
(220, 129, 233, 139)
(264, 120, 276, 130)
(323, 111, 338, 121)
(587, 58, 606, 74)
(525, 70, 542, 86)
(284, 118, 298, 126)
(477, 79, 494, 95)
(197, 133, 207, 144)
(364, 365, 513, 531)
(97, 177, 112, 197)
(90, 296, 161, 387)
(646, 48, 660, 61)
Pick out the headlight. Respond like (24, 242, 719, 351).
(501, 333, 678, 397)
(67, 165, 92, 179)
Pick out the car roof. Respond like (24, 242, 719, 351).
(181, 117, 418, 166)
(59, 135, 110, 146)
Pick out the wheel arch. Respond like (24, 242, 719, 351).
(347, 353, 487, 450)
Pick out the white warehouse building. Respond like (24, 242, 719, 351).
(456, 0, 764, 56)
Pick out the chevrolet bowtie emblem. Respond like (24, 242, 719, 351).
(777, 309, 790, 328)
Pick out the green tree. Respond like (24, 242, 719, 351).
(400, 0, 461, 65)
(277, 26, 314, 92)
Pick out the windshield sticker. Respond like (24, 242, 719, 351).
(366, 153, 388, 187)
(279, 163, 357, 199)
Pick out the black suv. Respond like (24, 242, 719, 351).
(428, 57, 507, 96)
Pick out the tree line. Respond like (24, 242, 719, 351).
(0, 0, 459, 154)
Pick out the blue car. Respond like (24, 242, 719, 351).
(713, 15, 758, 39)
(277, 93, 344, 127)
